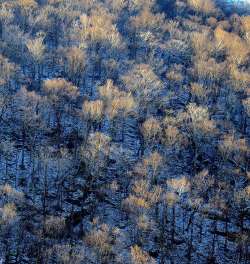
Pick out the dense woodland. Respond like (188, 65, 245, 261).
(0, 0, 249, 263)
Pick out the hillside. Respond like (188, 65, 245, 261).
(0, 0, 249, 263)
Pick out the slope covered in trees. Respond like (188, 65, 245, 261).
(0, 0, 249, 263)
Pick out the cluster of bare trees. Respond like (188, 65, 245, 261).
(0, 0, 249, 263)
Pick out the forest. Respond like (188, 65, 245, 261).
(0, 0, 249, 263)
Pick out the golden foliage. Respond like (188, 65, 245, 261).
(65, 47, 86, 77)
(167, 176, 191, 194)
(99, 79, 120, 102)
(193, 57, 226, 83)
(0, 3, 14, 22)
(143, 151, 163, 176)
(108, 93, 136, 118)
(128, 0, 156, 11)
(245, 185, 250, 198)
(187, 103, 216, 135)
(122, 64, 163, 102)
(105, 0, 127, 12)
(165, 192, 179, 207)
(190, 82, 207, 101)
(99, 79, 136, 118)
(80, 8, 121, 47)
(217, 20, 231, 31)
(187, 103, 209, 122)
(123, 194, 150, 213)
(132, 179, 150, 198)
(229, 65, 250, 92)
(163, 125, 182, 146)
(241, 16, 250, 31)
(206, 17, 217, 28)
(187, 0, 216, 14)
(191, 30, 214, 59)
(131, 180, 162, 205)
(26, 36, 45, 62)
(241, 16, 250, 42)
(0, 203, 17, 223)
(85, 224, 113, 258)
(130, 6, 165, 32)
(0, 54, 17, 84)
(43, 78, 79, 102)
(131, 245, 155, 264)
(166, 70, 183, 82)
(88, 132, 110, 151)
(17, 0, 38, 10)
(219, 134, 248, 162)
(141, 117, 161, 141)
(0, 184, 24, 201)
(166, 64, 184, 82)
(137, 214, 154, 232)
(214, 27, 249, 65)
(83, 100, 104, 121)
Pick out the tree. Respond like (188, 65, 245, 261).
(214, 26, 249, 65)
(82, 99, 104, 132)
(0, 2, 14, 39)
(128, 6, 166, 58)
(187, 0, 216, 15)
(163, 125, 183, 147)
(51, 244, 85, 264)
(191, 30, 214, 60)
(142, 117, 161, 141)
(26, 34, 46, 82)
(233, 188, 250, 262)
(165, 191, 179, 242)
(64, 46, 86, 86)
(190, 82, 208, 104)
(81, 132, 111, 180)
(79, 7, 122, 80)
(0, 54, 18, 92)
(43, 78, 79, 141)
(130, 245, 156, 264)
(16, 0, 38, 30)
(0, 140, 15, 182)
(13, 86, 43, 171)
(85, 223, 116, 263)
(143, 151, 163, 184)
(219, 134, 248, 169)
(187, 103, 216, 137)
(122, 64, 164, 117)
(180, 103, 217, 176)
(241, 16, 250, 43)
(80, 8, 121, 48)
(0, 184, 24, 263)
(44, 215, 65, 239)
(192, 56, 226, 87)
(99, 79, 136, 141)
